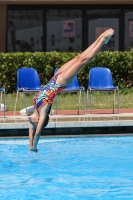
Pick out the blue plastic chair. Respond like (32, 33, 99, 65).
(87, 67, 120, 114)
(0, 88, 6, 117)
(54, 68, 86, 115)
(14, 68, 42, 115)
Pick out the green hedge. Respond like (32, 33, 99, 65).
(0, 50, 133, 93)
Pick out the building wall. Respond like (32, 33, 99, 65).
(0, 5, 6, 52)
(0, 0, 133, 4)
(0, 0, 133, 52)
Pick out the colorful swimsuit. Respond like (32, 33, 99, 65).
(33, 73, 65, 110)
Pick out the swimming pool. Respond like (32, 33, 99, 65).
(0, 135, 133, 200)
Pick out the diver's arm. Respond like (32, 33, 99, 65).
(30, 113, 46, 152)
(29, 124, 35, 150)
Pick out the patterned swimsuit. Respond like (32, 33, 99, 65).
(33, 73, 65, 110)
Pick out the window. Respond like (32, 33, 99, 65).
(7, 9, 43, 52)
(46, 9, 82, 52)
(125, 10, 133, 51)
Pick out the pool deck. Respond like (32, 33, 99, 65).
(0, 108, 133, 137)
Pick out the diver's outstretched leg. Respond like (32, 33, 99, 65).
(56, 28, 114, 86)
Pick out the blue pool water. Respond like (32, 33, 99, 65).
(0, 136, 133, 200)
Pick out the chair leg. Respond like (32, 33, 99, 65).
(14, 91, 19, 115)
(83, 89, 86, 114)
(3, 89, 6, 118)
(23, 93, 28, 116)
(113, 90, 116, 114)
(78, 90, 82, 115)
(0, 91, 2, 104)
(86, 90, 89, 114)
(55, 95, 58, 115)
(90, 90, 92, 114)
(118, 89, 120, 114)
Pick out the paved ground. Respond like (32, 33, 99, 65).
(1, 108, 133, 116)
(0, 108, 133, 137)
(0, 108, 133, 124)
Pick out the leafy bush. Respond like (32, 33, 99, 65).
(0, 51, 133, 93)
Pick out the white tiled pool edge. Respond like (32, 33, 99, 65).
(0, 113, 133, 137)
(0, 120, 133, 129)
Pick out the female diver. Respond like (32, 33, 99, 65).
(29, 28, 114, 152)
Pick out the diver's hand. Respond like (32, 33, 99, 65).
(29, 146, 38, 153)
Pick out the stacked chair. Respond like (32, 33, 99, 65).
(87, 67, 120, 114)
(7, 66, 120, 117)
(54, 68, 86, 115)
(14, 68, 42, 115)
